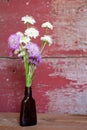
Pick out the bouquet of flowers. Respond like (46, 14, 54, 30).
(8, 15, 53, 88)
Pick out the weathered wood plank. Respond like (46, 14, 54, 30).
(0, 0, 87, 114)
(0, 113, 87, 130)
(0, 0, 52, 56)
(0, 0, 87, 56)
(0, 57, 87, 114)
(49, 0, 87, 56)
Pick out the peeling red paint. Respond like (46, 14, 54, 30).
(46, 86, 87, 114)
(48, 0, 87, 56)
(0, 58, 87, 114)
(0, 0, 87, 114)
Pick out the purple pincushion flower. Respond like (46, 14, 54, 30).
(26, 42, 42, 65)
(29, 56, 42, 65)
(8, 34, 20, 50)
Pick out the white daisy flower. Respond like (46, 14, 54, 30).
(24, 27, 39, 38)
(41, 35, 53, 45)
(41, 22, 53, 30)
(21, 15, 36, 24)
(20, 36, 30, 44)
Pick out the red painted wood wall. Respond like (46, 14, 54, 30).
(0, 0, 87, 114)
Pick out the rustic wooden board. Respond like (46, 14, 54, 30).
(0, 0, 87, 56)
(0, 0, 87, 114)
(0, 113, 87, 130)
(0, 0, 52, 56)
(0, 58, 87, 114)
(49, 0, 87, 56)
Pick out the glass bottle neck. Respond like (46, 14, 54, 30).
(25, 87, 32, 97)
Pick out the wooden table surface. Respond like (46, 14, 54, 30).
(0, 113, 87, 130)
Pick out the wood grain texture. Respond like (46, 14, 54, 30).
(0, 0, 87, 114)
(50, 0, 87, 56)
(0, 113, 87, 130)
(0, 58, 87, 114)
(0, 0, 52, 56)
(1, 0, 87, 57)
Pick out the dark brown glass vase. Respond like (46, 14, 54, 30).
(20, 87, 37, 126)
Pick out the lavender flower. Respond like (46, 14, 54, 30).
(8, 34, 20, 50)
(29, 56, 42, 65)
(26, 42, 42, 65)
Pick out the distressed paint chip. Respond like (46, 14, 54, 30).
(0, 0, 87, 114)
(48, 58, 87, 85)
(50, 0, 87, 51)
(46, 86, 87, 114)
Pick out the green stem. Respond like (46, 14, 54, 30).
(23, 54, 31, 87)
(40, 42, 46, 53)
(23, 55, 30, 87)
(23, 54, 36, 88)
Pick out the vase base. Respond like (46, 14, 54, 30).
(20, 122, 37, 127)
